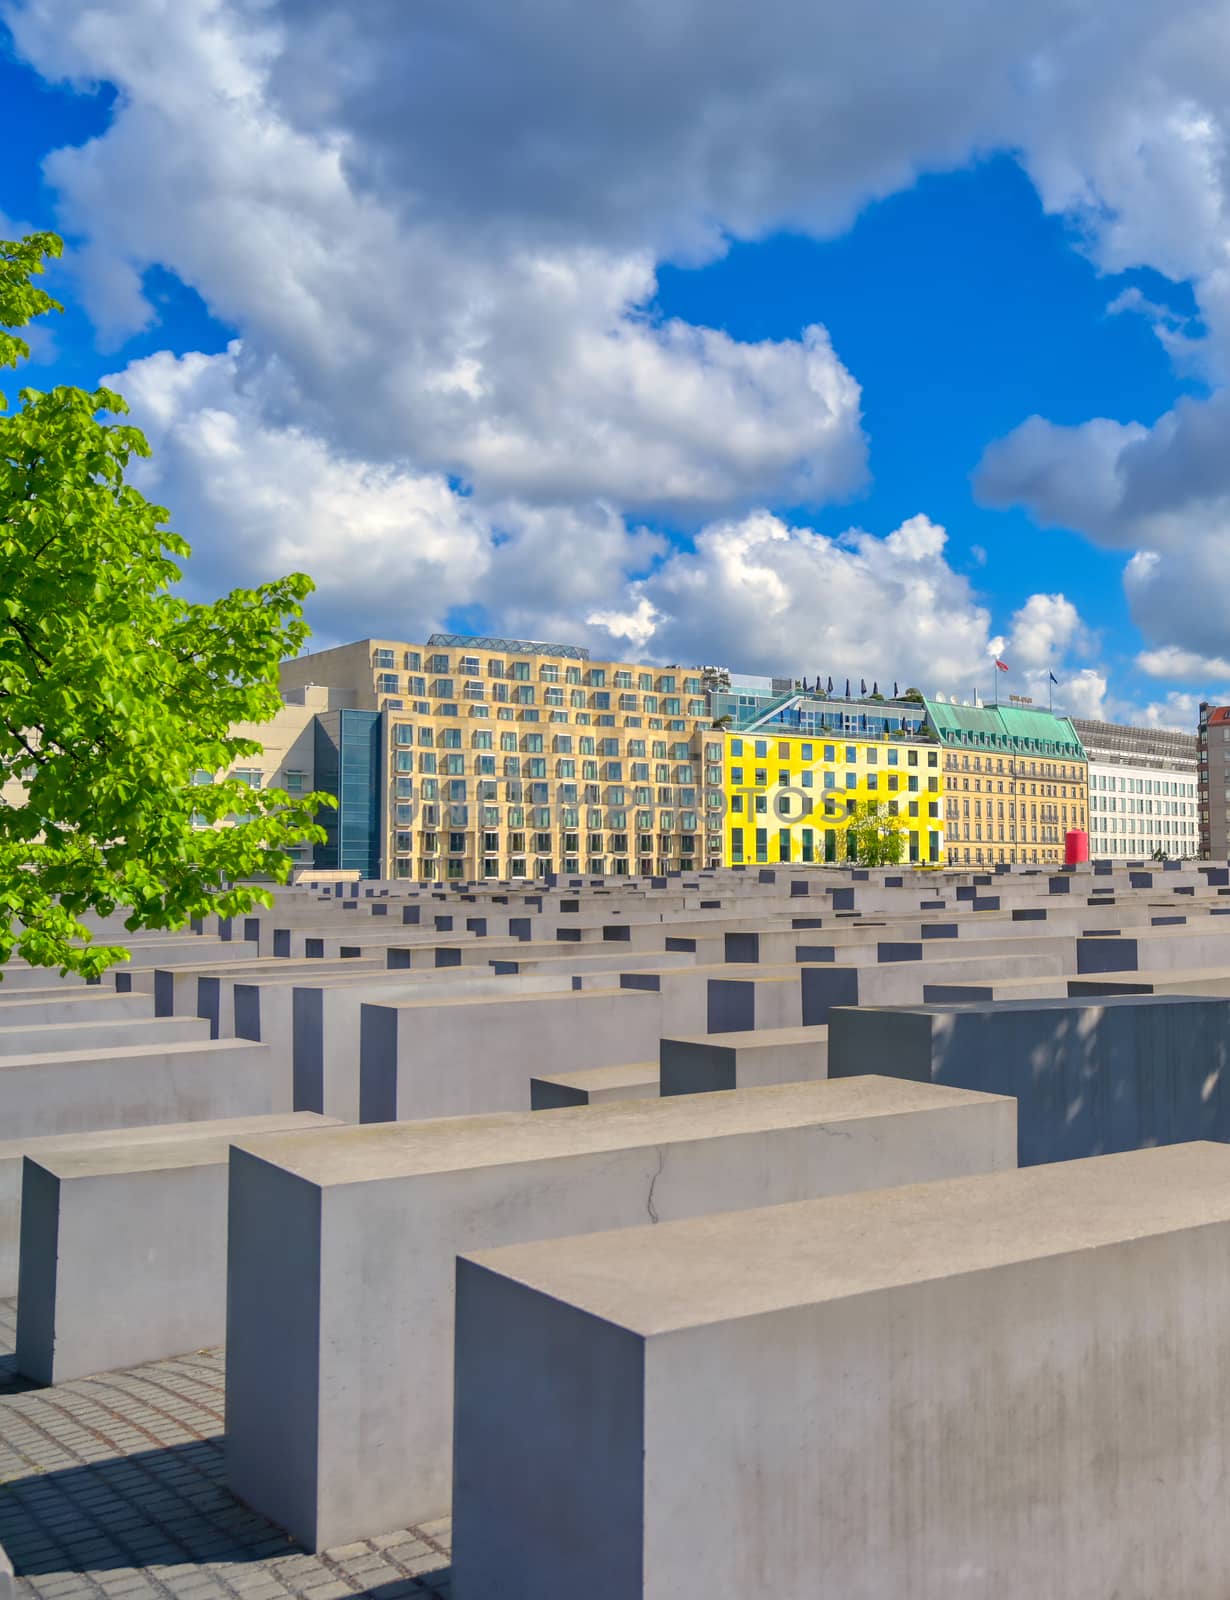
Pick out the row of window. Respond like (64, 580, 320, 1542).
(397, 831, 700, 858)
(393, 781, 698, 808)
(380, 674, 706, 717)
(1091, 794, 1196, 816)
(954, 776, 1079, 798)
(728, 738, 937, 768)
(948, 847, 1063, 865)
(732, 799, 939, 822)
(730, 767, 934, 794)
(384, 697, 696, 732)
(373, 647, 702, 696)
(729, 827, 941, 865)
(398, 806, 701, 830)
(949, 823, 1066, 843)
(399, 856, 709, 880)
(392, 724, 694, 759)
(193, 768, 307, 793)
(1092, 773, 1194, 796)
(943, 754, 1082, 780)
(946, 804, 1079, 823)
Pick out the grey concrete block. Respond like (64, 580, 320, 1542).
(658, 1026, 828, 1096)
(530, 1064, 659, 1108)
(0, 1109, 354, 1296)
(357, 987, 662, 1119)
(15, 1112, 341, 1382)
(828, 993, 1230, 1165)
(225, 1076, 1015, 1548)
(0, 1014, 210, 1058)
(452, 1142, 1230, 1600)
(0, 1038, 275, 1142)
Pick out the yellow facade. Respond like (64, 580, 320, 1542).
(721, 731, 945, 866)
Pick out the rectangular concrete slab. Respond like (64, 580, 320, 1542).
(800, 951, 1066, 1024)
(357, 986, 662, 1119)
(1067, 965, 1230, 997)
(659, 1025, 828, 1095)
(452, 1142, 1230, 1600)
(0, 1109, 357, 1296)
(530, 1063, 659, 1108)
(0, 1014, 210, 1057)
(0, 1038, 274, 1141)
(827, 993, 1230, 1165)
(0, 990, 156, 1027)
(224, 1076, 1016, 1549)
(15, 1111, 342, 1383)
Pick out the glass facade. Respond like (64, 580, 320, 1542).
(313, 710, 383, 876)
(711, 688, 928, 740)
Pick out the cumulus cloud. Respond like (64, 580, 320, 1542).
(1137, 645, 1230, 681)
(590, 512, 1000, 689)
(975, 390, 1230, 668)
(1106, 688, 1223, 733)
(90, 339, 1107, 699)
(11, 0, 1230, 694)
(107, 344, 493, 642)
(7, 0, 869, 515)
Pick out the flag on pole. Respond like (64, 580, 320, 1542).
(860, 678, 867, 694)
(1049, 671, 1059, 685)
(994, 659, 1009, 672)
(827, 676, 833, 693)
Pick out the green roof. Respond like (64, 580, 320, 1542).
(923, 698, 1087, 759)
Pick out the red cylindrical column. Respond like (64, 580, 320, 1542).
(1065, 829, 1089, 865)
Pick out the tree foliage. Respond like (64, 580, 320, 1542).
(844, 800, 908, 866)
(0, 232, 332, 978)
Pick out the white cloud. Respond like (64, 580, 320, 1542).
(1104, 688, 1219, 733)
(585, 511, 1042, 692)
(1005, 593, 1090, 672)
(7, 0, 869, 515)
(1136, 645, 1230, 681)
(107, 344, 493, 643)
(12, 0, 1230, 701)
(975, 390, 1230, 669)
(93, 343, 1107, 701)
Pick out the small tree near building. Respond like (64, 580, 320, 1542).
(845, 800, 908, 866)
(0, 232, 332, 979)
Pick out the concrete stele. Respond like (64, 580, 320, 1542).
(225, 1076, 1016, 1549)
(15, 1111, 343, 1383)
(452, 1142, 1230, 1600)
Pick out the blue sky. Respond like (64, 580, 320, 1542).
(4, 2, 1230, 728)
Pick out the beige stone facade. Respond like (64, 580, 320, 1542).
(279, 635, 723, 880)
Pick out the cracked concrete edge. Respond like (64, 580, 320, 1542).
(0, 1535, 13, 1600)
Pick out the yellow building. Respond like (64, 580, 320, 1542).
(721, 730, 945, 866)
(279, 633, 724, 879)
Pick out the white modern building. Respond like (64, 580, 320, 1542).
(1073, 719, 1199, 861)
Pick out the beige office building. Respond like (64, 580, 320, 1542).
(279, 634, 724, 880)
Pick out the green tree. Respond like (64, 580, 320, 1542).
(845, 800, 908, 866)
(0, 231, 332, 979)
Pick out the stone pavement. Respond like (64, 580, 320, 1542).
(0, 1302, 452, 1600)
